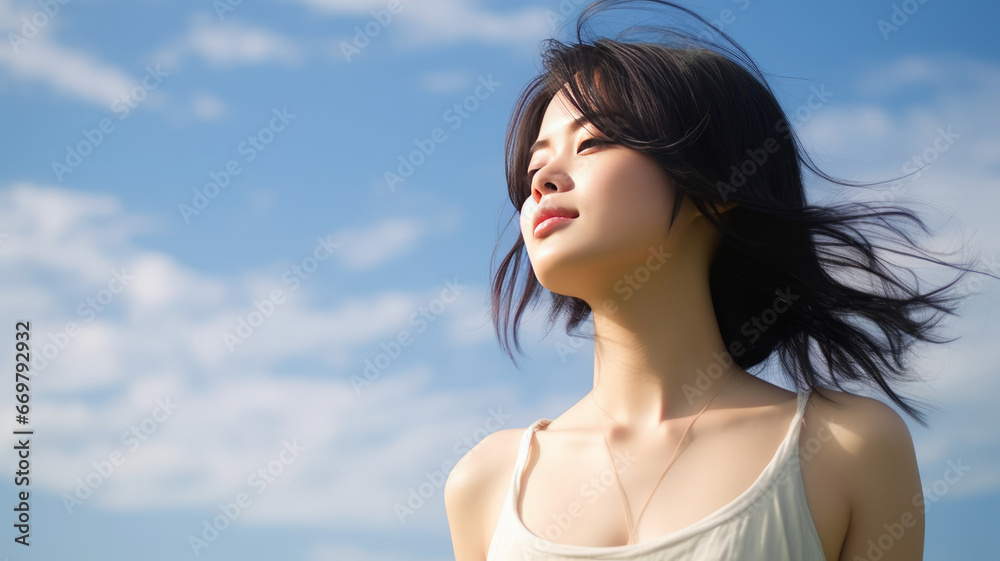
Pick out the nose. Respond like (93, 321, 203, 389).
(530, 160, 572, 204)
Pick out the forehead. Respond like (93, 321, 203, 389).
(529, 88, 600, 158)
(537, 88, 586, 134)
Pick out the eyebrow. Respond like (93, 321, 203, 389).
(528, 115, 594, 157)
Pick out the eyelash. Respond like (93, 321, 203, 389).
(526, 138, 609, 182)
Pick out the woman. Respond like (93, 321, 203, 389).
(445, 1, 986, 559)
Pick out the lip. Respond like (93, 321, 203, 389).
(532, 205, 579, 239)
(533, 215, 576, 238)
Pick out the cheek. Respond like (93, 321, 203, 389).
(584, 157, 674, 240)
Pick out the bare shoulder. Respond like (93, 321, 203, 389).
(806, 386, 916, 455)
(444, 426, 528, 561)
(805, 386, 924, 560)
(446, 426, 525, 501)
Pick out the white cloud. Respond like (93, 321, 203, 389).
(803, 54, 1000, 179)
(282, 0, 396, 15)
(0, 186, 441, 392)
(291, 0, 553, 51)
(395, 0, 551, 49)
(0, 0, 141, 109)
(854, 53, 1000, 98)
(0, 183, 144, 283)
(0, 1, 178, 116)
(191, 92, 227, 120)
(419, 69, 472, 94)
(0, 182, 522, 531)
(334, 217, 426, 271)
(0, 39, 141, 108)
(800, 56, 1000, 258)
(0, 51, 998, 543)
(125, 252, 230, 318)
(156, 12, 303, 69)
(793, 54, 1000, 499)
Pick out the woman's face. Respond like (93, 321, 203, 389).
(519, 87, 698, 299)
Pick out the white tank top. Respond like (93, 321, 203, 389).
(486, 389, 826, 560)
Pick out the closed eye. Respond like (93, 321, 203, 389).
(526, 137, 613, 181)
(579, 137, 610, 151)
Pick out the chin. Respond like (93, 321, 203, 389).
(530, 256, 592, 299)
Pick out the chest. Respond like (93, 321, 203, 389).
(488, 406, 850, 559)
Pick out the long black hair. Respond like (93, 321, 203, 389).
(490, 0, 993, 427)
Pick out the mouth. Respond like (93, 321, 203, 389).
(533, 213, 578, 238)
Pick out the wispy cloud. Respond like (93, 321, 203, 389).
(800, 54, 1000, 236)
(795, 54, 1000, 497)
(155, 12, 303, 69)
(0, 182, 514, 531)
(418, 69, 473, 94)
(191, 92, 227, 120)
(292, 0, 552, 51)
(853, 53, 1000, 98)
(1, 44, 997, 556)
(333, 217, 426, 271)
(395, 0, 551, 49)
(282, 0, 399, 15)
(0, 1, 185, 117)
(0, 0, 142, 108)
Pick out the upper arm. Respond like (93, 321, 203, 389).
(444, 428, 521, 561)
(835, 395, 924, 561)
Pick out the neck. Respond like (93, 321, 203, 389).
(584, 250, 745, 431)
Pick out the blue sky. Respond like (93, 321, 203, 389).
(0, 0, 998, 559)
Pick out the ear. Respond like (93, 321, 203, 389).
(718, 201, 738, 214)
(691, 200, 737, 219)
